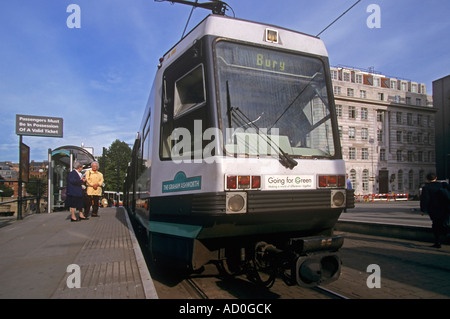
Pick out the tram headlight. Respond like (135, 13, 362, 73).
(226, 192, 247, 214)
(331, 190, 346, 208)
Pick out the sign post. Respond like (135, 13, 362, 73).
(16, 114, 63, 138)
(15, 114, 63, 218)
(17, 138, 30, 220)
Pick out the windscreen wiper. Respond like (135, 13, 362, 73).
(269, 72, 320, 131)
(229, 106, 297, 169)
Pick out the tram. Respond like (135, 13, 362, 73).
(124, 10, 354, 287)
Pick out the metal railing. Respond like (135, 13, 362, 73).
(0, 180, 45, 220)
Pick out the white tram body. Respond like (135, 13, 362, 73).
(125, 15, 354, 287)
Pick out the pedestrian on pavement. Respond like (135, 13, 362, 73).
(344, 174, 353, 212)
(346, 174, 353, 191)
(420, 173, 450, 248)
(85, 161, 104, 217)
(66, 161, 88, 222)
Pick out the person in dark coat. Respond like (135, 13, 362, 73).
(420, 173, 450, 248)
(66, 161, 88, 222)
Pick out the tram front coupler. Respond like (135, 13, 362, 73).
(253, 235, 344, 287)
(289, 235, 344, 287)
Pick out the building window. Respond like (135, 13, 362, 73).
(380, 148, 386, 161)
(377, 110, 383, 122)
(421, 85, 426, 94)
(417, 114, 422, 126)
(334, 86, 341, 95)
(350, 169, 357, 188)
(348, 106, 356, 119)
(361, 127, 368, 140)
(338, 126, 342, 138)
(418, 151, 423, 162)
(417, 132, 422, 143)
(419, 170, 425, 184)
(347, 88, 354, 97)
(343, 72, 350, 82)
(360, 90, 366, 98)
(396, 112, 402, 124)
(361, 107, 368, 120)
(336, 104, 342, 117)
(362, 148, 369, 160)
(348, 127, 356, 139)
(374, 78, 380, 87)
(407, 151, 414, 162)
(407, 113, 413, 125)
(349, 147, 356, 160)
(396, 131, 402, 142)
(406, 132, 413, 143)
(377, 129, 383, 142)
(356, 74, 363, 84)
(401, 82, 407, 91)
(331, 70, 338, 80)
(397, 150, 403, 162)
(411, 84, 417, 93)
(377, 93, 384, 101)
(416, 98, 421, 106)
(391, 80, 397, 89)
(362, 169, 369, 191)
(406, 97, 411, 104)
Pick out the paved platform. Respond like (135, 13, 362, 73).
(0, 207, 158, 299)
(339, 201, 431, 227)
(336, 201, 440, 243)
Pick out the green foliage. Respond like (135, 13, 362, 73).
(25, 176, 47, 197)
(0, 183, 14, 197)
(98, 139, 131, 192)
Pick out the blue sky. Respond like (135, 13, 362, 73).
(1, 0, 449, 162)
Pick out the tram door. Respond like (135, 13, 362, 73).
(378, 170, 389, 193)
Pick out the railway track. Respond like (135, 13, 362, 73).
(312, 285, 350, 299)
(184, 277, 210, 299)
(179, 271, 351, 299)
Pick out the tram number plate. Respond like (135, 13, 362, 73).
(264, 175, 314, 190)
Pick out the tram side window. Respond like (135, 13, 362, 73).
(174, 65, 206, 118)
(160, 63, 207, 160)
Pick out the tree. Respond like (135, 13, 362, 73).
(98, 140, 131, 193)
(25, 176, 47, 197)
(0, 178, 14, 197)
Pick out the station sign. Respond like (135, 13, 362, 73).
(16, 114, 63, 138)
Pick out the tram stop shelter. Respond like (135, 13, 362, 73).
(47, 145, 95, 213)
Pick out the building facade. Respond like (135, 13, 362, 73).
(432, 75, 450, 181)
(331, 66, 435, 198)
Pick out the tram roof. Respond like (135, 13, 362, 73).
(161, 14, 328, 65)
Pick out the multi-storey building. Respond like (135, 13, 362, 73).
(331, 65, 435, 197)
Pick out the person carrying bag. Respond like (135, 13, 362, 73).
(85, 161, 104, 217)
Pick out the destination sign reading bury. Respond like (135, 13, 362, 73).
(16, 114, 63, 138)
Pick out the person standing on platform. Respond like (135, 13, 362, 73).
(420, 173, 450, 248)
(85, 161, 104, 217)
(67, 161, 88, 222)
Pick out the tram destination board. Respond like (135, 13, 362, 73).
(16, 114, 63, 138)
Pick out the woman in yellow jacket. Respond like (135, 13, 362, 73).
(85, 161, 104, 217)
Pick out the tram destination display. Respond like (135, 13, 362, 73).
(16, 114, 63, 138)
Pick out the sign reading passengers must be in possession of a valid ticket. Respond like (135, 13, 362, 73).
(16, 114, 63, 138)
